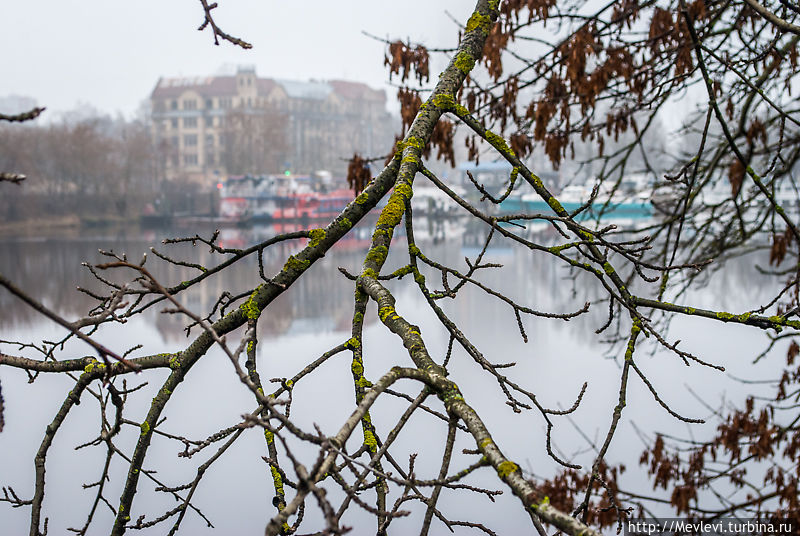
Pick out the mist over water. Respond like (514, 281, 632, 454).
(0, 220, 785, 534)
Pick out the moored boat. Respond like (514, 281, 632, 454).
(219, 174, 360, 223)
(499, 175, 653, 219)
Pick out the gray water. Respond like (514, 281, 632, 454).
(0, 219, 786, 535)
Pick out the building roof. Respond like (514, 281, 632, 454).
(328, 80, 385, 102)
(256, 78, 278, 96)
(151, 72, 384, 104)
(274, 79, 333, 101)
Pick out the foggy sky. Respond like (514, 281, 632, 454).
(0, 1, 472, 119)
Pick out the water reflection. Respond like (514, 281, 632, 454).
(0, 217, 786, 535)
(0, 218, 594, 339)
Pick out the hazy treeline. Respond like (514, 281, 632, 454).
(0, 110, 157, 196)
(0, 108, 217, 222)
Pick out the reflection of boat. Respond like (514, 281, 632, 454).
(774, 181, 800, 213)
(411, 186, 464, 217)
(216, 219, 391, 251)
(650, 182, 684, 214)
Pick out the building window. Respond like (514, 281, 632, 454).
(184, 154, 198, 165)
(205, 134, 214, 147)
(184, 117, 197, 128)
(206, 153, 215, 166)
(170, 136, 179, 148)
(205, 98, 213, 109)
(171, 118, 178, 129)
(220, 97, 232, 109)
(171, 100, 178, 110)
(184, 134, 198, 146)
(183, 99, 197, 110)
(205, 116, 214, 127)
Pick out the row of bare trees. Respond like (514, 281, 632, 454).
(0, 107, 290, 197)
(0, 112, 155, 196)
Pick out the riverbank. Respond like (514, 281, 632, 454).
(0, 215, 81, 235)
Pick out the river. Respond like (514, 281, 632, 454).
(0, 218, 787, 535)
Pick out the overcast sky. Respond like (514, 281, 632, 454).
(0, 1, 473, 119)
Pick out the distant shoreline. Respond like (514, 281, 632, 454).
(0, 215, 82, 235)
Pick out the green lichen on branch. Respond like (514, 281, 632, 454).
(497, 460, 519, 478)
(389, 265, 414, 279)
(602, 262, 617, 277)
(401, 136, 423, 151)
(432, 93, 471, 116)
(379, 306, 397, 322)
(269, 464, 286, 499)
(442, 387, 464, 404)
(363, 428, 378, 452)
(239, 286, 264, 320)
(355, 376, 372, 389)
(547, 196, 566, 213)
(716, 311, 753, 323)
(308, 228, 326, 247)
(454, 51, 476, 75)
(548, 243, 572, 255)
(395, 182, 413, 200)
(339, 217, 352, 230)
(365, 245, 389, 266)
(465, 10, 492, 35)
(484, 130, 515, 157)
(401, 150, 421, 166)
(140, 421, 150, 435)
(625, 320, 641, 362)
(768, 315, 786, 325)
(376, 200, 405, 227)
(83, 360, 106, 374)
(284, 255, 311, 273)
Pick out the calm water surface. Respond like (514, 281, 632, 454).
(0, 219, 785, 534)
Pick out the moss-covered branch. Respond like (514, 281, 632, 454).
(633, 296, 800, 331)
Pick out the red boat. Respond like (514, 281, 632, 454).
(220, 175, 366, 223)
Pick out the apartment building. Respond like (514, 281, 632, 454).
(150, 67, 395, 183)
